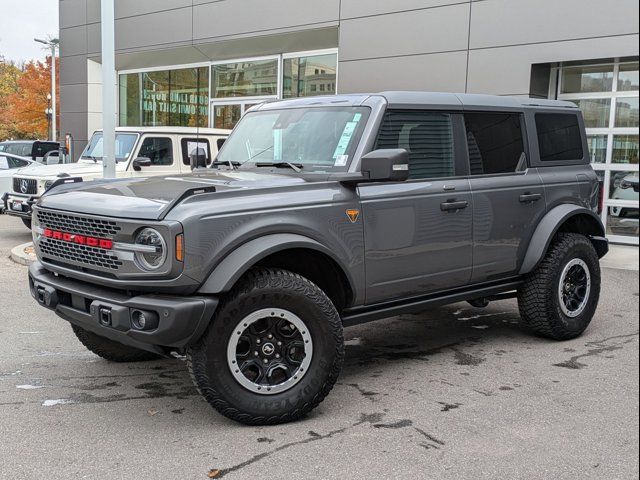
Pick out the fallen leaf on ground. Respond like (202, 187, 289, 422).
(147, 408, 158, 416)
(207, 469, 221, 478)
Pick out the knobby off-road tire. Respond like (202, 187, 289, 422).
(518, 233, 601, 340)
(71, 325, 160, 362)
(187, 268, 344, 425)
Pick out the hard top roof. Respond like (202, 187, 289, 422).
(256, 91, 578, 111)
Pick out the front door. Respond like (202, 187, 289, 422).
(129, 135, 178, 177)
(359, 110, 473, 304)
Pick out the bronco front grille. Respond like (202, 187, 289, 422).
(39, 238, 123, 270)
(13, 177, 37, 195)
(37, 210, 121, 238)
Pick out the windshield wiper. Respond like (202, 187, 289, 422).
(210, 160, 240, 169)
(255, 162, 303, 173)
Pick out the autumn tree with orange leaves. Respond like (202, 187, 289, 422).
(0, 56, 59, 141)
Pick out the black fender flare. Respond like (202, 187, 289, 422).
(519, 204, 608, 275)
(197, 233, 355, 295)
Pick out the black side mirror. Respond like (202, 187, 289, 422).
(360, 149, 409, 182)
(190, 147, 208, 170)
(132, 157, 152, 171)
(217, 138, 226, 150)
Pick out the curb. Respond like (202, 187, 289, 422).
(10, 242, 36, 266)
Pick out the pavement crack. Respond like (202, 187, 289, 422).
(210, 413, 385, 478)
(553, 331, 638, 369)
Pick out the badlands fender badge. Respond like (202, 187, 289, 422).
(346, 209, 360, 223)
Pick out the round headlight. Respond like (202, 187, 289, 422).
(44, 180, 54, 191)
(134, 228, 167, 270)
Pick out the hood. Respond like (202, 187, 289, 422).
(15, 160, 123, 180)
(37, 169, 307, 220)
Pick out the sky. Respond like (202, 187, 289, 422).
(0, 0, 59, 63)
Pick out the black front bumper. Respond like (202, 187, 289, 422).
(29, 262, 218, 355)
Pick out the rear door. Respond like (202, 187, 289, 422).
(464, 111, 546, 282)
(359, 110, 473, 304)
(179, 136, 212, 173)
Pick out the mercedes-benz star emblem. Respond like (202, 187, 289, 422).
(19, 179, 29, 194)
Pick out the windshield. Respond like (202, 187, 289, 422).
(217, 107, 370, 171)
(81, 133, 138, 162)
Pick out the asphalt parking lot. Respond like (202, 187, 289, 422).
(0, 214, 638, 480)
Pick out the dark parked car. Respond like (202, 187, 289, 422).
(28, 92, 607, 425)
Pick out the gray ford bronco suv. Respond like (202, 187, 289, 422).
(28, 92, 608, 425)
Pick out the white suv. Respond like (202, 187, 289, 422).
(4, 126, 229, 228)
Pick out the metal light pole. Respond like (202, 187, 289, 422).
(101, 0, 116, 178)
(34, 38, 58, 142)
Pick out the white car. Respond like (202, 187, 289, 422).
(609, 171, 639, 217)
(0, 153, 38, 213)
(5, 126, 230, 228)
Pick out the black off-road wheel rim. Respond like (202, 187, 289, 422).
(558, 258, 591, 318)
(226, 308, 313, 395)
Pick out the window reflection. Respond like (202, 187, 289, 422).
(614, 97, 639, 128)
(213, 60, 278, 98)
(586, 135, 608, 163)
(561, 64, 614, 93)
(570, 99, 611, 128)
(119, 67, 209, 128)
(612, 135, 639, 164)
(282, 54, 337, 98)
(618, 62, 639, 92)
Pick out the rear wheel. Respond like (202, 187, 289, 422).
(518, 233, 601, 340)
(71, 325, 160, 362)
(187, 268, 344, 425)
(21, 218, 31, 229)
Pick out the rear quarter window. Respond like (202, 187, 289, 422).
(535, 113, 584, 162)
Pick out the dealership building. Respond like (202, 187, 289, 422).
(59, 0, 639, 244)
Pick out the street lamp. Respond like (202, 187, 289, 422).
(34, 38, 59, 142)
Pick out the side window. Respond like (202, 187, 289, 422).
(137, 137, 173, 166)
(181, 138, 211, 166)
(464, 113, 527, 175)
(0, 156, 8, 169)
(7, 157, 29, 169)
(535, 113, 584, 161)
(375, 110, 456, 179)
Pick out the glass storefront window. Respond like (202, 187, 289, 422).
(119, 67, 209, 128)
(614, 97, 639, 128)
(609, 170, 639, 200)
(586, 135, 608, 163)
(212, 59, 278, 98)
(570, 98, 611, 128)
(282, 54, 337, 98)
(618, 62, 639, 92)
(612, 135, 639, 164)
(606, 209, 639, 238)
(561, 64, 614, 93)
(213, 104, 242, 130)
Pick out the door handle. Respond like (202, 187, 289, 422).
(440, 200, 469, 212)
(519, 193, 542, 203)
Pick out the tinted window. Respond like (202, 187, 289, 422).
(465, 113, 527, 175)
(181, 138, 211, 166)
(8, 157, 30, 168)
(535, 113, 584, 162)
(375, 110, 455, 179)
(137, 137, 173, 166)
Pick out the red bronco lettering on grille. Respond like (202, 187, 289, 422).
(43, 228, 113, 250)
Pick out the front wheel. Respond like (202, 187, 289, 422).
(518, 233, 601, 340)
(187, 268, 344, 425)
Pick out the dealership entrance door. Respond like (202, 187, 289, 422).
(210, 98, 274, 130)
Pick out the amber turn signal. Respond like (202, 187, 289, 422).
(175, 234, 184, 262)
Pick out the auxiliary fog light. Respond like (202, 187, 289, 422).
(131, 309, 159, 331)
